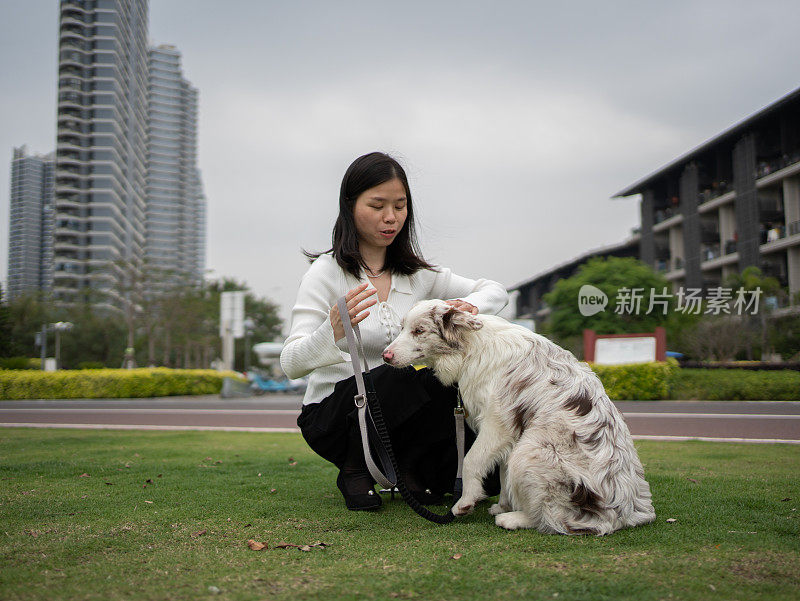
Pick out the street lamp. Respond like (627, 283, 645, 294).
(51, 321, 73, 370)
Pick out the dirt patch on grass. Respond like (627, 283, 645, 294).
(728, 550, 800, 583)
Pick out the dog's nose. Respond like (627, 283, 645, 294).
(382, 350, 394, 362)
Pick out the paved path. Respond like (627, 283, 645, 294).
(2, 396, 799, 443)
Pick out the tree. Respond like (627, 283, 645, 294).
(5, 292, 54, 359)
(0, 283, 12, 357)
(542, 257, 696, 357)
(723, 266, 782, 360)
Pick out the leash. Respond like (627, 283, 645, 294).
(337, 296, 464, 525)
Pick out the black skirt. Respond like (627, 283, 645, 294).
(297, 364, 499, 495)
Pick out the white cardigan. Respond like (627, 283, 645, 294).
(280, 253, 509, 405)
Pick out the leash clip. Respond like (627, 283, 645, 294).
(454, 393, 467, 418)
(354, 394, 367, 408)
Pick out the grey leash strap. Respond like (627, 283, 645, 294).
(453, 391, 465, 501)
(336, 296, 396, 490)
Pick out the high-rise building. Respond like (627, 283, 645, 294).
(146, 44, 206, 283)
(54, 0, 149, 306)
(7, 146, 55, 300)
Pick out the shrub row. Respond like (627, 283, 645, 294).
(667, 368, 800, 401)
(2, 363, 796, 401)
(588, 360, 800, 400)
(589, 360, 676, 400)
(0, 368, 243, 400)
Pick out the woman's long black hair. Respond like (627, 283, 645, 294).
(304, 152, 435, 279)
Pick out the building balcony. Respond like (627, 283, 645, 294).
(755, 151, 800, 179)
(724, 239, 737, 255)
(54, 240, 83, 252)
(698, 190, 736, 214)
(701, 250, 739, 271)
(698, 181, 732, 203)
(652, 210, 683, 232)
(56, 196, 83, 208)
(701, 244, 721, 262)
(55, 184, 83, 195)
(59, 28, 91, 43)
(760, 222, 800, 255)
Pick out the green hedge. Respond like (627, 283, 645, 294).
(0, 368, 244, 400)
(0, 357, 41, 370)
(668, 368, 800, 401)
(589, 360, 675, 400)
(587, 361, 800, 400)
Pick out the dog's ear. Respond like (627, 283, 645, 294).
(437, 306, 482, 350)
(441, 306, 483, 331)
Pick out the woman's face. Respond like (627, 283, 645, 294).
(352, 177, 408, 252)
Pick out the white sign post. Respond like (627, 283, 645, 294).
(220, 291, 246, 371)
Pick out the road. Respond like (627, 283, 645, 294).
(2, 395, 799, 443)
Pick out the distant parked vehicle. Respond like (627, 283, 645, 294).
(248, 372, 307, 394)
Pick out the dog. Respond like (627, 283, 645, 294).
(381, 299, 656, 534)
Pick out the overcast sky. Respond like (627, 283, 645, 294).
(2, 1, 800, 330)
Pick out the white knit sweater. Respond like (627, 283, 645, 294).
(280, 253, 509, 405)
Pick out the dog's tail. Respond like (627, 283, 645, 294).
(559, 478, 620, 535)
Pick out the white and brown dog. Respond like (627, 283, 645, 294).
(381, 300, 656, 534)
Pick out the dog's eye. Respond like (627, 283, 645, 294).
(412, 327, 425, 336)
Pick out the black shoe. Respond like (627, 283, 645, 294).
(336, 472, 382, 511)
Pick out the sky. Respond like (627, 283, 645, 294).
(2, 0, 800, 331)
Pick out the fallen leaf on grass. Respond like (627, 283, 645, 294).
(79, 473, 90, 478)
(104, 482, 114, 486)
(192, 529, 207, 537)
(272, 541, 329, 551)
(686, 478, 698, 484)
(247, 540, 268, 551)
(666, 518, 677, 523)
(451, 553, 463, 560)
(269, 488, 277, 494)
(144, 500, 153, 504)
(781, 497, 791, 502)
(146, 479, 153, 484)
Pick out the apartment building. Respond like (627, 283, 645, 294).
(615, 87, 800, 302)
(146, 44, 206, 283)
(6, 146, 54, 299)
(54, 0, 149, 305)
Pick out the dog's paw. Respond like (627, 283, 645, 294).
(452, 498, 476, 516)
(488, 502, 510, 516)
(495, 511, 534, 530)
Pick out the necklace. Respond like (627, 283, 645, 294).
(365, 267, 385, 278)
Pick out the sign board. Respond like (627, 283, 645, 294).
(594, 336, 656, 365)
(220, 291, 246, 339)
(583, 327, 666, 365)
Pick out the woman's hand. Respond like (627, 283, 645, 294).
(444, 299, 478, 315)
(330, 282, 378, 342)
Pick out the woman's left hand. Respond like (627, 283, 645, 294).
(444, 299, 478, 315)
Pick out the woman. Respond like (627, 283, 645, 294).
(281, 152, 508, 511)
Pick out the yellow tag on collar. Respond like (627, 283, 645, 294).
(412, 364, 427, 371)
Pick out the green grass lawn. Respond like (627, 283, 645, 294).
(1, 428, 798, 601)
